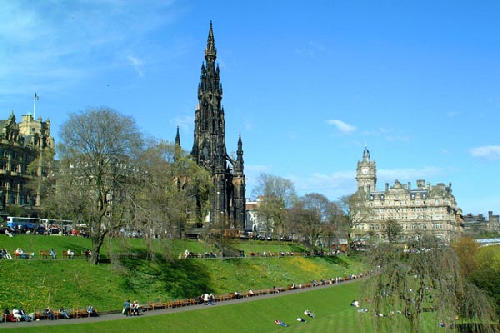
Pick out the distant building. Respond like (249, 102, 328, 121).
(245, 198, 270, 233)
(462, 211, 500, 235)
(350, 148, 462, 243)
(0, 113, 54, 216)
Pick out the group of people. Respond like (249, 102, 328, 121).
(14, 248, 34, 259)
(122, 300, 141, 316)
(0, 248, 93, 260)
(275, 309, 316, 327)
(3, 308, 32, 322)
(3, 305, 97, 322)
(180, 249, 217, 259)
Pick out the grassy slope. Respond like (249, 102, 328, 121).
(2, 281, 440, 333)
(0, 236, 365, 313)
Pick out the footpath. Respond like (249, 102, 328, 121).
(1, 278, 362, 329)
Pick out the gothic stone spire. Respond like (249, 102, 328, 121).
(205, 20, 216, 63)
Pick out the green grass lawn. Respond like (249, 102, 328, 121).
(1, 281, 443, 333)
(0, 235, 366, 313)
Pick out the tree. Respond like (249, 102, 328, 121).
(289, 193, 341, 251)
(26, 147, 57, 217)
(340, 192, 373, 250)
(385, 219, 402, 244)
(252, 173, 297, 238)
(363, 235, 497, 333)
(451, 237, 480, 278)
(56, 108, 143, 264)
(133, 140, 212, 241)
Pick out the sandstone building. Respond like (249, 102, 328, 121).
(0, 112, 54, 216)
(350, 148, 462, 243)
(175, 22, 246, 229)
(462, 211, 500, 235)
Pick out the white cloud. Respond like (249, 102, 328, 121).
(326, 119, 356, 134)
(0, 1, 181, 95)
(285, 166, 444, 201)
(469, 145, 500, 160)
(288, 171, 356, 201)
(127, 55, 144, 77)
(171, 115, 194, 132)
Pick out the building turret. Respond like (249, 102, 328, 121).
(356, 147, 376, 193)
(174, 126, 181, 161)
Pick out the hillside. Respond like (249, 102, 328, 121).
(0, 235, 365, 313)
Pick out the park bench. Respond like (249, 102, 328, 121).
(39, 250, 50, 259)
(14, 251, 34, 259)
(62, 250, 75, 259)
(148, 302, 165, 310)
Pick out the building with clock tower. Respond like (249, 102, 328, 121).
(356, 147, 376, 193)
(350, 147, 462, 243)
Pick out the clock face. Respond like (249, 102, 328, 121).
(361, 167, 368, 175)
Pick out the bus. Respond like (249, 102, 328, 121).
(6, 217, 41, 230)
(41, 219, 75, 234)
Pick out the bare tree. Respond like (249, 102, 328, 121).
(56, 108, 143, 264)
(286, 193, 345, 252)
(340, 192, 374, 251)
(252, 173, 297, 239)
(133, 141, 212, 242)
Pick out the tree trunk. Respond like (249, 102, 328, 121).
(90, 232, 107, 265)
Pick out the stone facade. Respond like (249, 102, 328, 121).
(0, 113, 54, 215)
(176, 22, 246, 229)
(462, 211, 500, 235)
(350, 148, 462, 243)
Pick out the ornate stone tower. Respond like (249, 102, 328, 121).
(356, 147, 376, 193)
(187, 21, 246, 229)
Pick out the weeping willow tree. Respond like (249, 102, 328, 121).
(362, 234, 497, 333)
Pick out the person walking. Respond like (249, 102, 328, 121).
(123, 300, 131, 316)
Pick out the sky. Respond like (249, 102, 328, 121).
(1, 0, 499, 214)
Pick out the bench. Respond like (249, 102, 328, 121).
(39, 250, 50, 259)
(62, 250, 75, 259)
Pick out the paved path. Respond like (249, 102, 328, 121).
(1, 279, 361, 329)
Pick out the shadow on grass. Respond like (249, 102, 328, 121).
(118, 250, 214, 299)
(320, 255, 350, 268)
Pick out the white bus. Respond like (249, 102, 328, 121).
(6, 217, 41, 230)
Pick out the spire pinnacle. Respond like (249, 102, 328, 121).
(363, 146, 370, 161)
(175, 126, 180, 146)
(205, 20, 216, 62)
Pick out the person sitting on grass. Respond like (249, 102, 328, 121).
(274, 320, 288, 327)
(296, 318, 306, 323)
(59, 308, 70, 319)
(304, 309, 315, 318)
(351, 300, 360, 308)
(67, 249, 75, 259)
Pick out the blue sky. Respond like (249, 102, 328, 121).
(1, 0, 499, 214)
